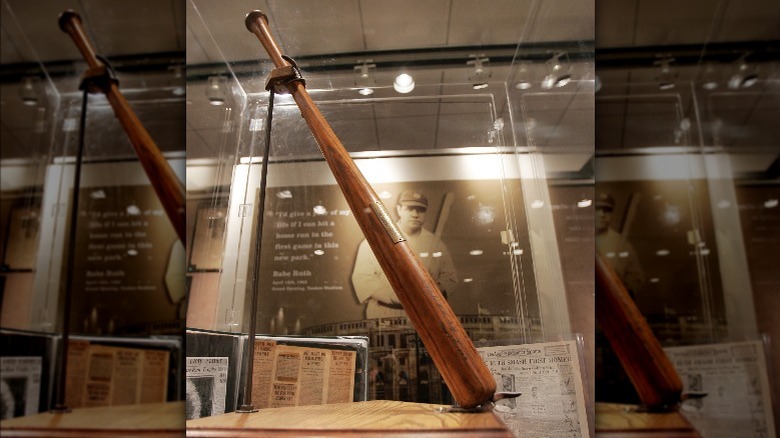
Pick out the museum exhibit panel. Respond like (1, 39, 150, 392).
(594, 0, 779, 436)
(0, 0, 185, 435)
(184, 0, 594, 436)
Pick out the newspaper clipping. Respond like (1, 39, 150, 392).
(0, 356, 42, 419)
(478, 340, 589, 438)
(65, 341, 170, 409)
(251, 340, 356, 409)
(665, 340, 776, 438)
(185, 357, 229, 420)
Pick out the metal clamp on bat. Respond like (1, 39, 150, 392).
(58, 11, 118, 94)
(264, 55, 306, 94)
(78, 55, 119, 94)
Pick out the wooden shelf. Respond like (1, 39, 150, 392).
(186, 400, 512, 437)
(595, 403, 700, 437)
(0, 401, 184, 437)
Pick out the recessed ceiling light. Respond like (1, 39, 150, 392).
(393, 73, 415, 93)
(206, 76, 226, 105)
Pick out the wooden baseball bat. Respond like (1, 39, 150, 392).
(245, 10, 496, 409)
(596, 252, 683, 408)
(58, 10, 186, 243)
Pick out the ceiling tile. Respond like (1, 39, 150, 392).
(448, 0, 531, 46)
(717, 0, 780, 42)
(533, 0, 595, 43)
(360, 0, 451, 51)
(266, 0, 365, 56)
(595, 0, 638, 48)
(633, 0, 719, 46)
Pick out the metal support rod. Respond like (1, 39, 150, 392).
(236, 91, 276, 413)
(51, 87, 90, 413)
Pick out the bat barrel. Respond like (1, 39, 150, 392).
(596, 253, 683, 408)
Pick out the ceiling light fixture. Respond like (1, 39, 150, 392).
(354, 60, 376, 96)
(541, 52, 571, 89)
(654, 57, 676, 90)
(701, 63, 719, 90)
(467, 54, 491, 90)
(393, 73, 415, 93)
(170, 65, 185, 96)
(728, 54, 758, 89)
(206, 76, 227, 105)
(20, 77, 40, 106)
(514, 62, 533, 90)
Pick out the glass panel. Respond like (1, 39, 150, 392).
(1, 0, 186, 419)
(594, 5, 779, 431)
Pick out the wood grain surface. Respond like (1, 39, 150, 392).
(0, 402, 184, 437)
(186, 400, 511, 437)
(595, 403, 701, 437)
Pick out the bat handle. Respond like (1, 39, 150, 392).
(245, 11, 289, 69)
(58, 10, 102, 69)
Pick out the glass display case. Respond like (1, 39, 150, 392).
(0, 0, 186, 432)
(184, 0, 594, 435)
(3, 0, 774, 437)
(595, 2, 779, 434)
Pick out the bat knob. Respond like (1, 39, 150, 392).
(245, 10, 268, 32)
(58, 9, 81, 32)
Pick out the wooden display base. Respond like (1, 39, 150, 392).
(0, 401, 184, 437)
(186, 400, 512, 437)
(595, 403, 700, 437)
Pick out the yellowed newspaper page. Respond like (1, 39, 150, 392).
(478, 340, 589, 438)
(140, 349, 170, 403)
(297, 349, 328, 406)
(84, 346, 115, 407)
(665, 340, 776, 438)
(64, 339, 91, 408)
(268, 346, 302, 408)
(111, 347, 142, 406)
(325, 349, 356, 404)
(250, 339, 277, 408)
